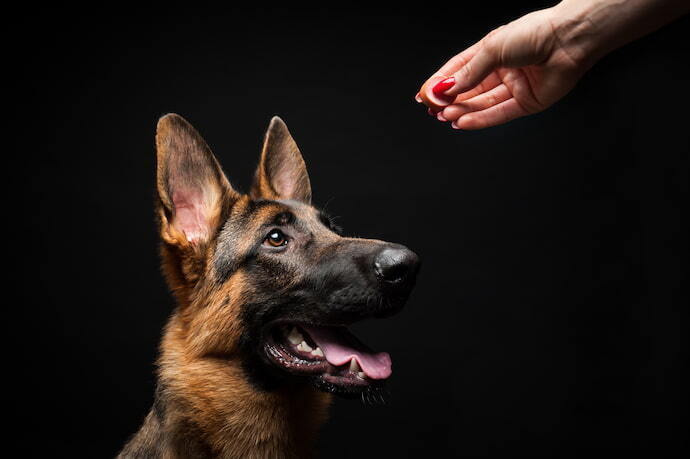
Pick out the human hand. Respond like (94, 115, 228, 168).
(417, 0, 689, 130)
(416, 6, 590, 130)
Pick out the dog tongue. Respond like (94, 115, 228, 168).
(301, 325, 392, 380)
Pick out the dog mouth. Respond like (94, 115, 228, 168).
(263, 323, 392, 391)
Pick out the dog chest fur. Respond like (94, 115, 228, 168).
(119, 315, 331, 458)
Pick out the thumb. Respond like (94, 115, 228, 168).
(443, 34, 502, 97)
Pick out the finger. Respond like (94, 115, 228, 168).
(426, 25, 507, 95)
(441, 84, 512, 121)
(417, 31, 505, 109)
(434, 25, 506, 79)
(419, 71, 501, 113)
(443, 41, 501, 98)
(452, 98, 528, 130)
(453, 72, 502, 102)
(433, 40, 483, 79)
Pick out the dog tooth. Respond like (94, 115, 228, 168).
(357, 371, 365, 378)
(311, 347, 324, 357)
(349, 358, 360, 373)
(298, 341, 313, 353)
(287, 327, 303, 345)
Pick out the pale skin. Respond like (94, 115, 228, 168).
(417, 0, 689, 130)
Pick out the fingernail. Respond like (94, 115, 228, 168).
(432, 77, 455, 96)
(451, 121, 461, 130)
(437, 112, 447, 122)
(415, 94, 422, 103)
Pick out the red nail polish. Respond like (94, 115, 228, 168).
(432, 77, 455, 96)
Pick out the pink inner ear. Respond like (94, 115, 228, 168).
(273, 170, 297, 199)
(172, 189, 208, 243)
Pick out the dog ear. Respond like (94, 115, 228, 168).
(156, 113, 237, 247)
(250, 116, 312, 203)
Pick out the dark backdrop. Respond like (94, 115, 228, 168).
(9, 5, 688, 458)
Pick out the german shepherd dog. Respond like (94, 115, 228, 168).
(119, 114, 420, 458)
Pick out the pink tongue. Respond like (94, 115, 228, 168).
(301, 326, 392, 380)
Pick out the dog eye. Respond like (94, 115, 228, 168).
(264, 229, 288, 247)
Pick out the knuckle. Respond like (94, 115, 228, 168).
(482, 29, 500, 51)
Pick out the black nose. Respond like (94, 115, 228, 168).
(374, 245, 420, 285)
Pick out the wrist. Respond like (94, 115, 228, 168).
(549, 0, 687, 67)
(548, 0, 614, 69)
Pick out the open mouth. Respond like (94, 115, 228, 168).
(263, 323, 392, 393)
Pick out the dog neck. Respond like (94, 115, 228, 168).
(122, 315, 332, 458)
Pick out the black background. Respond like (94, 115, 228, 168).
(10, 5, 688, 458)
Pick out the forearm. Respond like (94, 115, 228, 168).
(551, 0, 689, 67)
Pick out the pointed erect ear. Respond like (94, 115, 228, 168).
(156, 113, 237, 246)
(250, 116, 312, 203)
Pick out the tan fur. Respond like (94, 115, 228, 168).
(143, 211, 332, 458)
(155, 314, 331, 458)
(119, 115, 332, 458)
(122, 224, 333, 458)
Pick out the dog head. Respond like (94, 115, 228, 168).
(156, 114, 420, 397)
